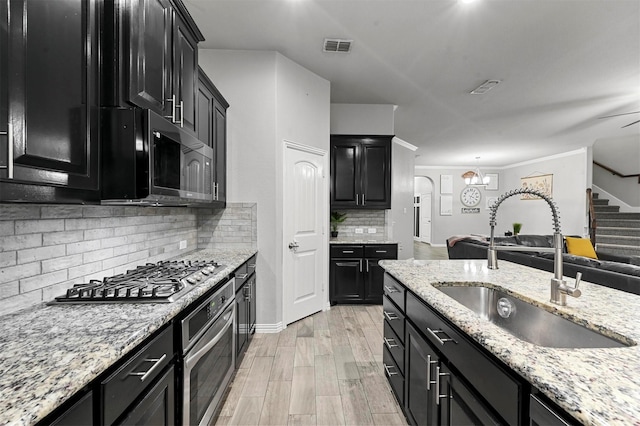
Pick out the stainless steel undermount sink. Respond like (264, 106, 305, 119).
(435, 285, 632, 348)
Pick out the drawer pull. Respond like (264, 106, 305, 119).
(384, 285, 399, 294)
(235, 273, 248, 280)
(427, 328, 457, 345)
(342, 250, 354, 254)
(435, 365, 450, 405)
(128, 353, 167, 382)
(248, 263, 256, 269)
(426, 354, 438, 390)
(375, 250, 387, 253)
(384, 337, 398, 349)
(383, 311, 399, 321)
(383, 363, 398, 377)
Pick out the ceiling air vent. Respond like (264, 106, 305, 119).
(469, 80, 501, 95)
(323, 38, 352, 53)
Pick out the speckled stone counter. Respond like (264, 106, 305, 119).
(380, 259, 640, 425)
(330, 237, 398, 244)
(0, 248, 257, 426)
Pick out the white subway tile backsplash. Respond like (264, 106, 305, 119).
(0, 202, 256, 315)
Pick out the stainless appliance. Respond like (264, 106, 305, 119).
(101, 108, 215, 206)
(50, 260, 224, 304)
(179, 279, 235, 426)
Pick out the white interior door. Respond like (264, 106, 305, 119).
(420, 193, 432, 243)
(283, 142, 327, 325)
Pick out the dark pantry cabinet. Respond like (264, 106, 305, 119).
(330, 244, 397, 304)
(235, 255, 257, 365)
(0, 0, 100, 203)
(103, 0, 203, 134)
(330, 135, 392, 209)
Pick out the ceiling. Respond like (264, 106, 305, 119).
(183, 0, 640, 169)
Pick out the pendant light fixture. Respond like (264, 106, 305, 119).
(462, 157, 490, 186)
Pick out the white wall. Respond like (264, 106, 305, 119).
(593, 165, 640, 209)
(417, 148, 590, 246)
(199, 49, 330, 329)
(390, 140, 416, 259)
(330, 104, 395, 135)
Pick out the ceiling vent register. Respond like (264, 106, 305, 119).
(323, 38, 353, 53)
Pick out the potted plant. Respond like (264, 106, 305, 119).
(330, 211, 347, 238)
(513, 222, 522, 236)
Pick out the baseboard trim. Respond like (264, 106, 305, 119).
(255, 322, 284, 333)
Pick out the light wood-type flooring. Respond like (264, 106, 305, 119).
(213, 305, 407, 425)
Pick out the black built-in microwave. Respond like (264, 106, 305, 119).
(101, 108, 213, 205)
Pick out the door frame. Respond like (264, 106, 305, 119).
(282, 140, 329, 326)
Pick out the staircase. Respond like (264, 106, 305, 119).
(592, 193, 640, 258)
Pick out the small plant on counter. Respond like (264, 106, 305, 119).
(513, 222, 522, 235)
(330, 211, 347, 238)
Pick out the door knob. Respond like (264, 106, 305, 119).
(288, 241, 299, 251)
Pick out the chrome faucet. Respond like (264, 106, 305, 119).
(487, 188, 581, 306)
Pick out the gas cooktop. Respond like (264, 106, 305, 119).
(50, 260, 225, 304)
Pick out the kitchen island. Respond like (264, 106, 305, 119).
(0, 248, 257, 426)
(380, 258, 640, 425)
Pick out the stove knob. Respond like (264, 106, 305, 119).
(186, 277, 196, 284)
(201, 269, 210, 276)
(195, 273, 203, 281)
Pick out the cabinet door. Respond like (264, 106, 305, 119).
(360, 138, 391, 208)
(330, 137, 360, 208)
(128, 0, 173, 117)
(249, 275, 256, 334)
(173, 13, 198, 134)
(196, 72, 214, 147)
(120, 365, 175, 426)
(441, 364, 501, 426)
(213, 98, 227, 202)
(236, 284, 249, 361)
(364, 259, 385, 303)
(49, 390, 93, 426)
(2, 0, 99, 200)
(405, 322, 439, 426)
(329, 258, 363, 303)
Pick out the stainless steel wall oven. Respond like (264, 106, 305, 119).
(178, 278, 235, 426)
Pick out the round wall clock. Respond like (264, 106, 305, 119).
(460, 187, 482, 207)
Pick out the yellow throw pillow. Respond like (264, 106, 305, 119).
(565, 237, 598, 259)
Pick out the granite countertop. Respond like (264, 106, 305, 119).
(379, 259, 640, 425)
(0, 248, 257, 426)
(330, 237, 398, 244)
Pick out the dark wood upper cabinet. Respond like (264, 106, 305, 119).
(104, 0, 203, 133)
(0, 0, 100, 203)
(197, 67, 228, 205)
(330, 135, 392, 209)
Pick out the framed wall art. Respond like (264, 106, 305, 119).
(485, 173, 499, 191)
(520, 174, 553, 199)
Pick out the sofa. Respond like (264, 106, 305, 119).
(447, 235, 640, 296)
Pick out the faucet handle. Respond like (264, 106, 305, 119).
(566, 272, 582, 298)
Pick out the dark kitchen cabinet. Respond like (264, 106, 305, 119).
(104, 0, 203, 133)
(119, 365, 175, 426)
(0, 0, 100, 203)
(235, 255, 257, 366)
(330, 135, 392, 209)
(49, 390, 93, 426)
(197, 67, 228, 204)
(330, 244, 397, 304)
(383, 272, 528, 426)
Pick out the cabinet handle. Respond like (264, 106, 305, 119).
(1, 124, 13, 178)
(248, 263, 256, 270)
(427, 328, 457, 346)
(214, 182, 218, 200)
(179, 100, 184, 127)
(359, 259, 363, 273)
(366, 260, 369, 272)
(356, 194, 359, 206)
(426, 354, 437, 390)
(383, 337, 398, 349)
(375, 250, 387, 253)
(165, 95, 177, 122)
(362, 193, 366, 205)
(236, 273, 248, 280)
(435, 365, 450, 406)
(384, 285, 399, 294)
(383, 363, 398, 377)
(128, 353, 167, 382)
(383, 310, 399, 321)
(342, 250, 354, 254)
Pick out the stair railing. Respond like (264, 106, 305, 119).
(594, 161, 640, 183)
(587, 188, 596, 246)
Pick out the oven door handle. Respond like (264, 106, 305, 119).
(184, 307, 234, 370)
